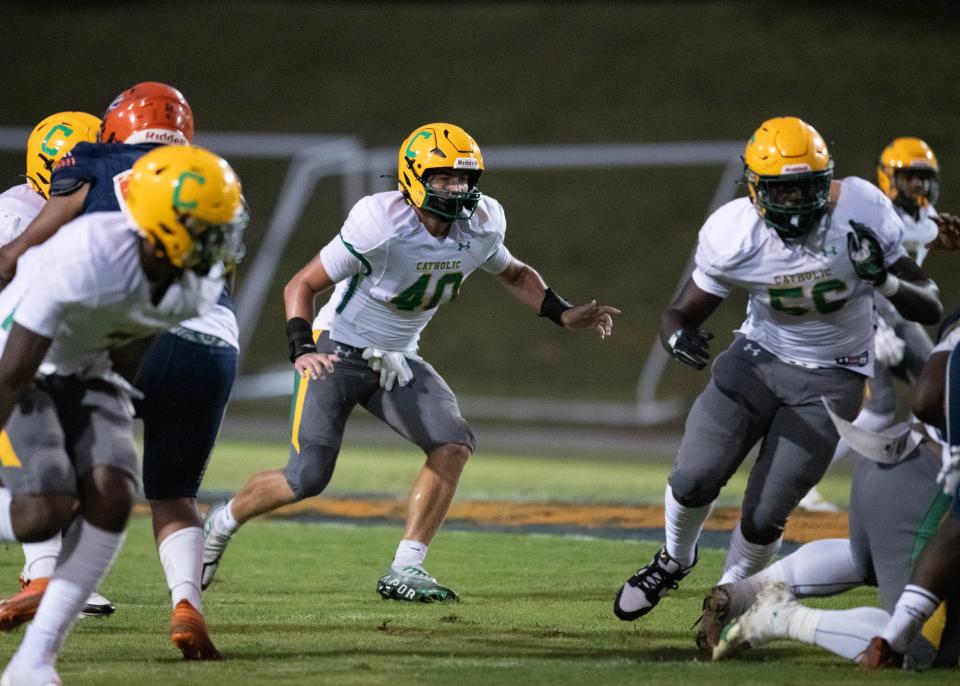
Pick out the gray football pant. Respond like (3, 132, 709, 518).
(668, 336, 863, 544)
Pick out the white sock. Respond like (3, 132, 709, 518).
(813, 607, 891, 660)
(782, 601, 820, 644)
(719, 523, 782, 584)
(663, 485, 713, 568)
(158, 526, 204, 611)
(218, 499, 240, 534)
(775, 538, 864, 596)
(881, 584, 940, 653)
(22, 536, 63, 581)
(393, 539, 428, 568)
(13, 519, 125, 668)
(0, 487, 15, 541)
(831, 409, 895, 464)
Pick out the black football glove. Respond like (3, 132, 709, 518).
(847, 220, 888, 285)
(667, 328, 713, 370)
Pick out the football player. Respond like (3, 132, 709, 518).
(706, 313, 960, 669)
(0, 145, 245, 686)
(613, 116, 942, 622)
(802, 137, 958, 512)
(0, 111, 118, 620)
(0, 83, 236, 660)
(202, 122, 619, 602)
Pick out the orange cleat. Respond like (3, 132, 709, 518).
(857, 636, 904, 671)
(170, 599, 222, 660)
(0, 577, 47, 631)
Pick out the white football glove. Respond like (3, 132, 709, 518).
(362, 348, 413, 391)
(874, 317, 905, 367)
(938, 444, 960, 497)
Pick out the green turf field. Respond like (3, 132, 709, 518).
(0, 439, 878, 684)
(0, 519, 930, 685)
(200, 438, 854, 508)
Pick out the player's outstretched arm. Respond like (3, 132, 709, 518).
(658, 277, 723, 370)
(0, 190, 88, 287)
(494, 258, 619, 339)
(283, 253, 339, 380)
(0, 323, 51, 429)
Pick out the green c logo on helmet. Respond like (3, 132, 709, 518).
(40, 124, 74, 156)
(405, 131, 432, 158)
(172, 171, 205, 210)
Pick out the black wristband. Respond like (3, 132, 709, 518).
(285, 317, 316, 362)
(538, 287, 573, 326)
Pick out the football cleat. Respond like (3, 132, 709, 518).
(857, 636, 904, 671)
(0, 577, 48, 631)
(696, 585, 733, 654)
(81, 591, 116, 618)
(797, 485, 841, 513)
(201, 501, 233, 590)
(712, 581, 795, 660)
(614, 546, 696, 621)
(376, 565, 459, 603)
(170, 599, 222, 660)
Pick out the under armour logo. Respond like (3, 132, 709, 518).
(458, 241, 471, 251)
(744, 343, 762, 357)
(822, 245, 838, 257)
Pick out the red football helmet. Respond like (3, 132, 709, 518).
(100, 82, 194, 146)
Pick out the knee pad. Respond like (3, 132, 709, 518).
(667, 471, 720, 509)
(738, 510, 783, 546)
(284, 443, 339, 498)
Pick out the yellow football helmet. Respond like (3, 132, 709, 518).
(125, 145, 246, 275)
(25, 111, 101, 199)
(398, 122, 484, 221)
(877, 137, 940, 211)
(744, 116, 834, 238)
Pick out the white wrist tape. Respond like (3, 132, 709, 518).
(877, 273, 900, 297)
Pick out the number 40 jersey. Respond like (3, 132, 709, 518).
(314, 191, 512, 354)
(692, 176, 908, 377)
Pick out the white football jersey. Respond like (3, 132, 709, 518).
(314, 191, 512, 353)
(692, 177, 907, 376)
(113, 169, 239, 349)
(895, 203, 939, 268)
(0, 212, 226, 381)
(0, 184, 43, 246)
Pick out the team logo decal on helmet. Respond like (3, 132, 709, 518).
(100, 82, 194, 146)
(25, 111, 101, 199)
(877, 137, 940, 212)
(744, 116, 834, 239)
(398, 123, 484, 221)
(124, 145, 247, 275)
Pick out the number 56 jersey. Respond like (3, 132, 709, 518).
(692, 177, 908, 377)
(314, 191, 513, 353)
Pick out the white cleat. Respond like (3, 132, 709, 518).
(712, 581, 796, 660)
(201, 501, 233, 590)
(797, 486, 840, 513)
(1, 661, 61, 686)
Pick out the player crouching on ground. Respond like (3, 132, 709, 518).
(0, 145, 245, 686)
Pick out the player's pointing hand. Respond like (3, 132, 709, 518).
(560, 300, 621, 339)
